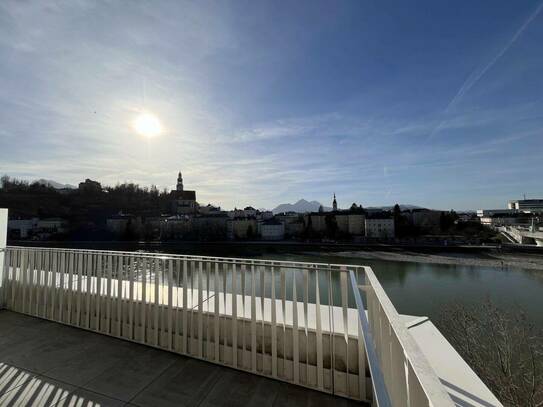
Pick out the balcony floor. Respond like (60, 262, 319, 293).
(0, 310, 363, 407)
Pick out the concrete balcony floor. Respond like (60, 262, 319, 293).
(0, 310, 363, 407)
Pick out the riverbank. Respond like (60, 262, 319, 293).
(324, 249, 543, 271)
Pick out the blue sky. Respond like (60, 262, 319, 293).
(0, 1, 542, 210)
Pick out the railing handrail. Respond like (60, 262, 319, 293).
(349, 270, 392, 407)
(6, 245, 364, 272)
(360, 266, 455, 406)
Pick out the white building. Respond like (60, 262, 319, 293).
(365, 218, 395, 238)
(260, 219, 285, 240)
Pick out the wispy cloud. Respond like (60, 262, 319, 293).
(429, 1, 543, 139)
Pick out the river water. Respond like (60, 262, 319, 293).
(276, 252, 543, 328)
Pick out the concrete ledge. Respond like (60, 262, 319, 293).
(409, 319, 502, 407)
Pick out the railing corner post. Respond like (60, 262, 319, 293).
(0, 208, 8, 309)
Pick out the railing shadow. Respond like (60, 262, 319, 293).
(440, 378, 499, 407)
(0, 362, 105, 407)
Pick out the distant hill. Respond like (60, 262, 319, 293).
(35, 179, 76, 189)
(272, 199, 331, 214)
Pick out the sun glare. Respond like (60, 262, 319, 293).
(133, 113, 162, 138)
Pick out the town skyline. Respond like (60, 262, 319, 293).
(1, 1, 542, 210)
(0, 172, 525, 213)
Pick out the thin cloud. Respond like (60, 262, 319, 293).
(429, 1, 543, 139)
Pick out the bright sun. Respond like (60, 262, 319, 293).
(133, 113, 162, 138)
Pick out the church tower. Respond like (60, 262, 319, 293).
(176, 172, 184, 192)
(333, 193, 338, 211)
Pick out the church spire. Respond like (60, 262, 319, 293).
(333, 193, 337, 211)
(176, 171, 184, 192)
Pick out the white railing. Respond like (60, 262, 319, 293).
(1, 245, 459, 405)
(1, 246, 367, 400)
(350, 267, 455, 406)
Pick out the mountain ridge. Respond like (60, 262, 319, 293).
(272, 199, 331, 214)
(35, 179, 76, 189)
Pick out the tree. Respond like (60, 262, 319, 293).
(439, 210, 458, 232)
(393, 203, 401, 218)
(324, 214, 338, 238)
(439, 301, 543, 406)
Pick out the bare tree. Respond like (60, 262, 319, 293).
(439, 300, 543, 407)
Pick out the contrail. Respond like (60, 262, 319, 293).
(429, 1, 543, 138)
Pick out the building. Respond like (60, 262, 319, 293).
(408, 209, 442, 231)
(8, 218, 39, 239)
(243, 206, 257, 217)
(260, 219, 285, 240)
(479, 213, 533, 228)
(479, 216, 520, 228)
(332, 193, 338, 211)
(508, 199, 543, 213)
(192, 214, 228, 240)
(365, 218, 395, 238)
(227, 218, 258, 240)
(78, 179, 102, 193)
(477, 209, 517, 218)
(275, 212, 303, 237)
(7, 217, 68, 240)
(334, 213, 365, 235)
(456, 212, 475, 223)
(106, 214, 141, 236)
(306, 213, 327, 233)
(171, 172, 197, 214)
(284, 219, 304, 237)
(199, 204, 222, 215)
(259, 211, 274, 220)
(347, 214, 365, 235)
(159, 215, 192, 239)
(336, 213, 349, 233)
(37, 218, 68, 234)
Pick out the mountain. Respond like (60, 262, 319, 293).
(272, 199, 331, 214)
(35, 179, 76, 189)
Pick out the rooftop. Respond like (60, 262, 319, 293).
(0, 310, 362, 407)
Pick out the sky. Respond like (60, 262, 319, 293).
(0, 1, 542, 211)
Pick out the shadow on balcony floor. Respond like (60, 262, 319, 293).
(0, 310, 365, 407)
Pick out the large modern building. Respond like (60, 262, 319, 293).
(476, 208, 517, 218)
(508, 199, 543, 213)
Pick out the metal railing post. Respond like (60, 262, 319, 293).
(0, 208, 8, 309)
